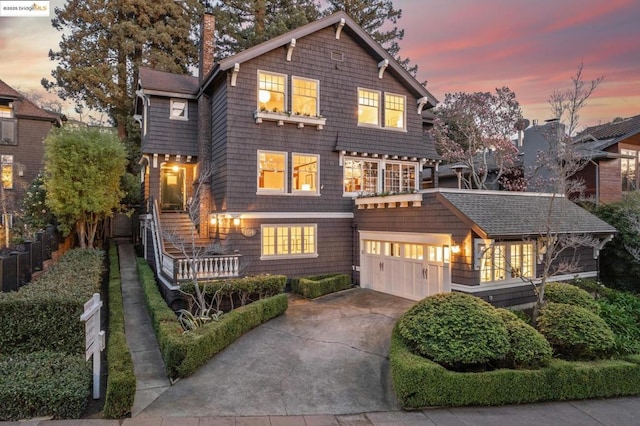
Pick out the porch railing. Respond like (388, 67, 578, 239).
(146, 198, 241, 286)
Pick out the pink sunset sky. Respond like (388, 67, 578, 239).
(1, 0, 638, 130)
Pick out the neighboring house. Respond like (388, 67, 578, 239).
(573, 114, 640, 204)
(136, 12, 615, 308)
(0, 79, 63, 221)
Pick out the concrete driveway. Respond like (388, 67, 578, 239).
(139, 288, 416, 417)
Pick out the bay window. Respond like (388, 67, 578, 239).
(343, 158, 379, 194)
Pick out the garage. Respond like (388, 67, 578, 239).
(359, 230, 452, 301)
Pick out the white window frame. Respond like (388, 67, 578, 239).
(291, 76, 319, 117)
(169, 99, 188, 121)
(343, 157, 381, 195)
(475, 239, 535, 284)
(257, 150, 288, 194)
(384, 161, 417, 193)
(292, 152, 320, 195)
(384, 93, 406, 131)
(261, 224, 318, 260)
(357, 87, 380, 127)
(258, 70, 287, 113)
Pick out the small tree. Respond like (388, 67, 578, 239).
(432, 87, 523, 189)
(44, 127, 127, 248)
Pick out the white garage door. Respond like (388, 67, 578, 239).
(359, 231, 451, 301)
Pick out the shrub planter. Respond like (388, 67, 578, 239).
(291, 273, 352, 299)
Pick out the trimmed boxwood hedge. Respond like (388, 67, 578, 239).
(0, 351, 91, 420)
(137, 259, 288, 378)
(290, 273, 352, 299)
(103, 242, 136, 419)
(390, 326, 640, 409)
(495, 308, 553, 369)
(0, 249, 104, 355)
(545, 282, 601, 314)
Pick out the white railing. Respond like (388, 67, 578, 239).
(174, 255, 241, 281)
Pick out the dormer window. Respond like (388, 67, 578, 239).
(170, 99, 188, 120)
(258, 71, 286, 113)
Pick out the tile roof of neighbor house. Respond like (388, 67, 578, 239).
(579, 114, 640, 140)
(436, 189, 617, 238)
(206, 11, 438, 107)
(0, 79, 60, 121)
(138, 68, 199, 97)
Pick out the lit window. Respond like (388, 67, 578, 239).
(292, 77, 318, 117)
(261, 224, 317, 258)
(385, 93, 405, 130)
(622, 149, 638, 192)
(384, 162, 417, 193)
(292, 153, 319, 194)
(1, 155, 13, 189)
(343, 158, 379, 194)
(358, 88, 379, 126)
(480, 242, 534, 283)
(258, 71, 286, 113)
(0, 105, 12, 118)
(257, 151, 286, 193)
(404, 244, 424, 260)
(170, 99, 188, 120)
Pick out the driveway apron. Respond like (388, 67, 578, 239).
(138, 288, 416, 417)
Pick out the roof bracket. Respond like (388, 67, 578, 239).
(287, 39, 296, 62)
(231, 63, 240, 87)
(417, 96, 429, 114)
(378, 59, 389, 79)
(593, 234, 614, 259)
(335, 18, 346, 39)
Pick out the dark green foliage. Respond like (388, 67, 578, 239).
(591, 194, 640, 293)
(0, 351, 91, 420)
(0, 249, 104, 355)
(396, 292, 510, 370)
(180, 274, 286, 310)
(537, 303, 615, 360)
(598, 291, 640, 355)
(137, 259, 288, 378)
(291, 273, 352, 299)
(495, 309, 552, 369)
(545, 282, 601, 314)
(103, 242, 135, 419)
(390, 327, 640, 408)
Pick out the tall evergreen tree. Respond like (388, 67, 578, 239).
(212, 0, 320, 59)
(323, 0, 417, 75)
(43, 0, 204, 139)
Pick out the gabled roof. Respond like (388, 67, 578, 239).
(204, 12, 437, 106)
(574, 114, 640, 152)
(138, 68, 199, 98)
(0, 79, 60, 122)
(436, 189, 616, 239)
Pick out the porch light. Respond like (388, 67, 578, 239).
(209, 213, 218, 225)
(450, 244, 461, 254)
(232, 215, 241, 227)
(172, 165, 180, 172)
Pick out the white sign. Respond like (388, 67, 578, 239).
(0, 1, 50, 17)
(80, 293, 105, 399)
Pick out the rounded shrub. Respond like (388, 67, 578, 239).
(544, 282, 600, 314)
(495, 308, 552, 369)
(537, 302, 615, 360)
(396, 292, 509, 370)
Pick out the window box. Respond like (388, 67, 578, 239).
(355, 193, 423, 209)
(253, 110, 326, 130)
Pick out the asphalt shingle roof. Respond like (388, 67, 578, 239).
(138, 68, 199, 95)
(579, 114, 640, 140)
(438, 190, 616, 238)
(0, 79, 60, 121)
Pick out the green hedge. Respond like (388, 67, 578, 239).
(0, 351, 91, 420)
(390, 327, 640, 408)
(290, 273, 352, 299)
(103, 242, 136, 419)
(137, 259, 288, 378)
(0, 249, 104, 355)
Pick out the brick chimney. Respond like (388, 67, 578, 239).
(199, 13, 215, 83)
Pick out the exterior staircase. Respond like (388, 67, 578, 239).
(159, 213, 211, 257)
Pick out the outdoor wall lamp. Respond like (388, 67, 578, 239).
(450, 244, 461, 254)
(209, 213, 218, 225)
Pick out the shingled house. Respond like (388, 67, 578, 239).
(0, 79, 63, 222)
(136, 12, 615, 308)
